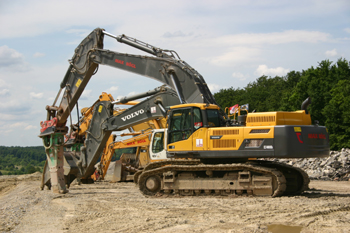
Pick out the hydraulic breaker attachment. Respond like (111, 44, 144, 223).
(41, 132, 68, 194)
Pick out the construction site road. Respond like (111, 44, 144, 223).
(1, 172, 350, 233)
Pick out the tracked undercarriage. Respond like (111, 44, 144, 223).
(137, 160, 309, 197)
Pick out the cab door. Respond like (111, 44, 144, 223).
(167, 107, 204, 151)
(149, 129, 167, 160)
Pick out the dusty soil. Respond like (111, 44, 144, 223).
(1, 172, 350, 233)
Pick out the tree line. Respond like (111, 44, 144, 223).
(0, 146, 46, 175)
(214, 58, 350, 150)
(0, 145, 135, 175)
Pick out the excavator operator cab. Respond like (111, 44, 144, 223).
(168, 104, 221, 144)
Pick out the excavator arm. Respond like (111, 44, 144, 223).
(42, 28, 104, 129)
(80, 87, 179, 180)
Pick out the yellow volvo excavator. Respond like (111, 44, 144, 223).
(39, 28, 329, 196)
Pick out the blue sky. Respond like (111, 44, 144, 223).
(0, 0, 349, 146)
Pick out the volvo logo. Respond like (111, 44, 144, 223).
(210, 135, 223, 139)
(121, 109, 145, 121)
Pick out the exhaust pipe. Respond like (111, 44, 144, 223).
(301, 97, 311, 114)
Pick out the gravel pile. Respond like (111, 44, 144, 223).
(268, 148, 350, 181)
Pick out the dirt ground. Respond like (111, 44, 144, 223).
(1, 172, 350, 233)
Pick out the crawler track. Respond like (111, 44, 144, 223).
(138, 162, 288, 197)
(134, 160, 201, 184)
(137, 160, 310, 197)
(252, 160, 310, 195)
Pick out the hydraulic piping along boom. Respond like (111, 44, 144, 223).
(112, 86, 167, 105)
(103, 31, 172, 58)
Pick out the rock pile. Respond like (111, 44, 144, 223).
(268, 148, 350, 181)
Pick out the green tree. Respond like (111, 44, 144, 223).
(214, 87, 246, 111)
(0, 146, 46, 175)
(279, 71, 302, 111)
(25, 165, 37, 174)
(286, 59, 349, 125)
(244, 75, 287, 112)
(323, 79, 350, 150)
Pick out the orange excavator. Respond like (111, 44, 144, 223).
(93, 129, 158, 182)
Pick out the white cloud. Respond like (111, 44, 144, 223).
(2, 129, 13, 134)
(0, 79, 8, 87)
(9, 122, 28, 128)
(255, 65, 290, 77)
(106, 86, 119, 93)
(24, 125, 37, 130)
(0, 89, 10, 96)
(232, 72, 248, 81)
(163, 31, 191, 38)
(207, 83, 221, 93)
(80, 89, 92, 100)
(325, 49, 337, 57)
(30, 92, 43, 99)
(0, 121, 36, 131)
(127, 91, 137, 97)
(116, 91, 138, 102)
(0, 113, 20, 121)
(216, 30, 331, 45)
(0, 46, 23, 62)
(33, 52, 45, 58)
(344, 28, 350, 34)
(66, 29, 91, 37)
(0, 0, 189, 40)
(0, 100, 31, 115)
(0, 46, 29, 71)
(208, 47, 261, 66)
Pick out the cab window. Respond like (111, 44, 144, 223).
(169, 108, 192, 143)
(152, 132, 164, 153)
(169, 107, 203, 144)
(193, 108, 203, 130)
(206, 109, 220, 127)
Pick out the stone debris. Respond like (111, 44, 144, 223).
(267, 148, 350, 181)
